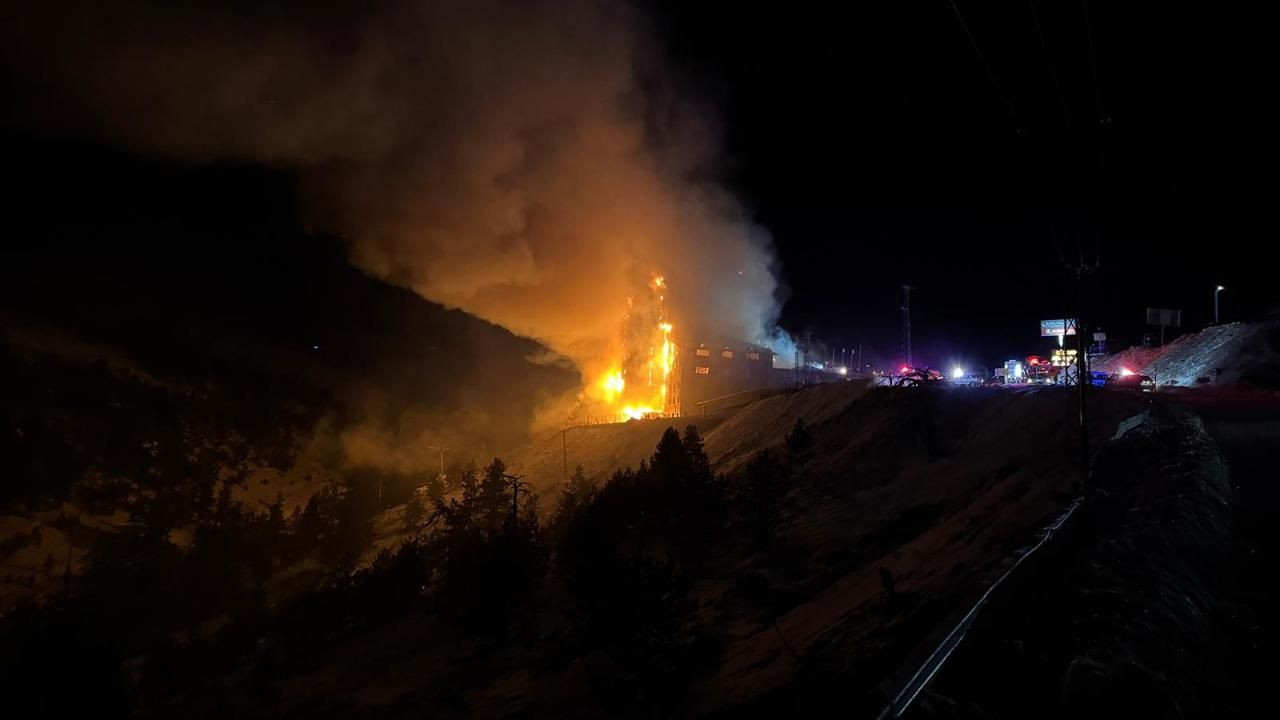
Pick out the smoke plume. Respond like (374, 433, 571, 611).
(5, 0, 792, 402)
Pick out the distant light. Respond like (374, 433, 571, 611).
(1120, 367, 1135, 376)
(312, 345, 319, 351)
(952, 367, 965, 379)
(838, 366, 848, 376)
(1014, 362, 1024, 378)
(1217, 285, 1225, 291)
(900, 365, 910, 374)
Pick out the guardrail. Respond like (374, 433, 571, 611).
(874, 495, 1084, 719)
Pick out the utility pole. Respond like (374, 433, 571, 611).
(426, 445, 448, 484)
(1066, 243, 1099, 486)
(64, 534, 73, 601)
(900, 285, 913, 369)
(1215, 285, 1225, 324)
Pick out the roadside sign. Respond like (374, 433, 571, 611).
(1040, 319, 1078, 337)
(1145, 308, 1182, 327)
(1050, 348, 1078, 367)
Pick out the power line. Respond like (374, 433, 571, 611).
(1081, 0, 1109, 125)
(900, 285, 913, 369)
(945, 0, 1024, 133)
(1028, 0, 1070, 124)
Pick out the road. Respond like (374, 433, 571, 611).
(891, 388, 1280, 718)
(1176, 392, 1280, 719)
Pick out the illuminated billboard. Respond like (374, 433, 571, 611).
(1040, 319, 1078, 337)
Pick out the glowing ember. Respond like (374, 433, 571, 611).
(621, 405, 660, 420)
(600, 370, 626, 402)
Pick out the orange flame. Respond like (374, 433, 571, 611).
(590, 274, 678, 421)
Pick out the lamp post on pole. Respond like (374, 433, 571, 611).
(1215, 285, 1225, 325)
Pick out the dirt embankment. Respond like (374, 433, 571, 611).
(694, 386, 1144, 716)
(909, 407, 1235, 719)
(508, 380, 877, 503)
(231, 384, 1147, 718)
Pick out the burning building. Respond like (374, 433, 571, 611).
(679, 342, 775, 415)
(587, 276, 679, 421)
(582, 274, 783, 423)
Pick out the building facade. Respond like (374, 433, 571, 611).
(679, 343, 775, 415)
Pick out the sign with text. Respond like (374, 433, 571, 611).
(1145, 308, 1182, 327)
(1051, 348, 1079, 367)
(1040, 319, 1078, 337)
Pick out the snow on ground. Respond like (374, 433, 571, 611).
(1093, 321, 1273, 387)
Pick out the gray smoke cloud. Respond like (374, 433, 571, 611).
(5, 0, 793, 399)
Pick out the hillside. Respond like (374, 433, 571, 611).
(1093, 320, 1279, 388)
(508, 380, 875, 501)
(158, 383, 1147, 718)
(0, 227, 578, 611)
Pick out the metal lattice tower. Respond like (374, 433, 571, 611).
(900, 285, 913, 369)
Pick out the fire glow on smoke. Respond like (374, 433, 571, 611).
(3, 0, 799, 435)
(591, 275, 677, 420)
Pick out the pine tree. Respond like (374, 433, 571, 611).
(553, 465, 596, 535)
(214, 481, 235, 523)
(403, 490, 426, 531)
(481, 458, 510, 534)
(267, 492, 286, 531)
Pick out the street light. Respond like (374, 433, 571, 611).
(1215, 285, 1225, 324)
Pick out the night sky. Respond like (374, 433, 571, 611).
(651, 0, 1280, 368)
(4, 0, 1278, 373)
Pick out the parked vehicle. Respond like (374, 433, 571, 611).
(1109, 370, 1155, 392)
(895, 367, 943, 387)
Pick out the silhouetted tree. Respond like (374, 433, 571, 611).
(266, 492, 286, 531)
(479, 457, 511, 532)
(403, 489, 427, 532)
(552, 465, 596, 538)
(433, 457, 546, 635)
(214, 482, 236, 522)
(558, 426, 723, 691)
(425, 471, 446, 501)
